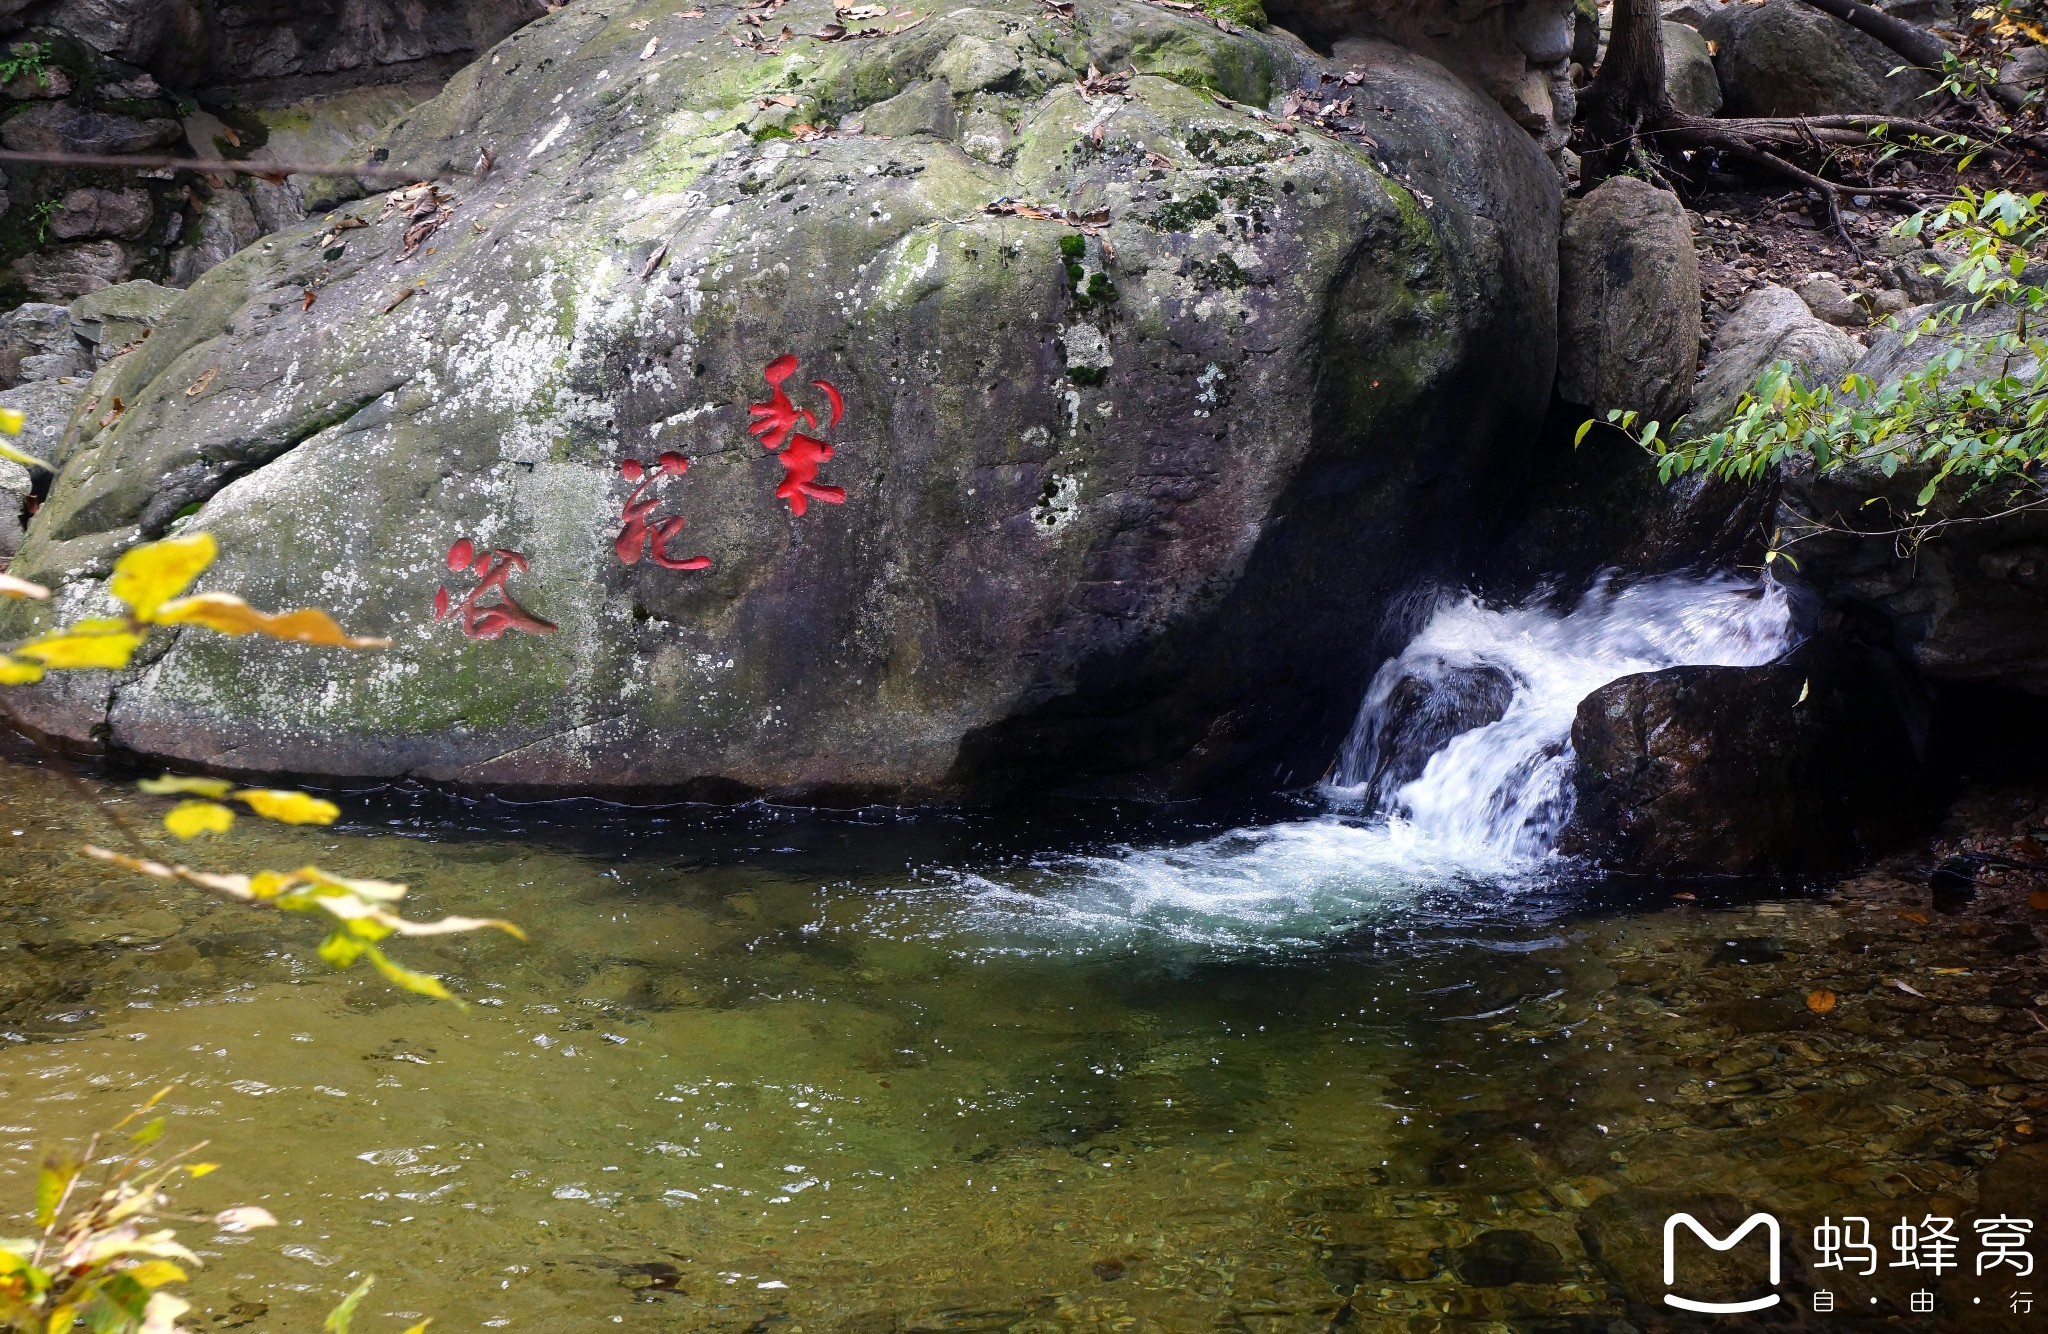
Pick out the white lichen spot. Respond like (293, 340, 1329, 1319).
(529, 115, 572, 159)
(1032, 472, 1081, 536)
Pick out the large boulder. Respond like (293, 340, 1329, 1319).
(1662, 20, 1721, 117)
(1686, 283, 1859, 431)
(0, 0, 1559, 802)
(1556, 175, 1699, 424)
(1704, 0, 1936, 117)
(1561, 636, 1932, 875)
(1264, 0, 1582, 150)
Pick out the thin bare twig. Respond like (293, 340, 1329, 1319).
(0, 149, 463, 183)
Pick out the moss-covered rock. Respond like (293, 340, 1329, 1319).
(1, 0, 1557, 802)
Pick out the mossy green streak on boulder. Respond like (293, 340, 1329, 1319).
(1, 0, 1557, 803)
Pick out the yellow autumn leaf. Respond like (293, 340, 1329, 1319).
(0, 572, 48, 600)
(235, 789, 340, 825)
(0, 407, 23, 434)
(364, 946, 457, 1003)
(0, 654, 44, 684)
(13, 622, 146, 670)
(184, 1163, 218, 1178)
(0, 439, 51, 472)
(163, 800, 235, 839)
(44, 1304, 76, 1334)
(124, 1260, 188, 1290)
(110, 532, 217, 620)
(401, 1322, 433, 1334)
(152, 592, 391, 649)
(138, 774, 234, 798)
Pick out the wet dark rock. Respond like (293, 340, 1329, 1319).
(1450, 1229, 1565, 1287)
(1561, 636, 1934, 876)
(1706, 936, 1785, 966)
(1355, 662, 1514, 807)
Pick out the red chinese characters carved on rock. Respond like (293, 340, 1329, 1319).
(748, 353, 847, 517)
(434, 538, 559, 639)
(616, 450, 711, 571)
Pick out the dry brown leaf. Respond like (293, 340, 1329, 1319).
(381, 286, 421, 315)
(1806, 989, 1836, 1014)
(184, 368, 219, 397)
(98, 396, 125, 428)
(640, 35, 660, 57)
(629, 16, 652, 28)
(1888, 978, 1928, 998)
(1898, 910, 1929, 924)
(301, 286, 318, 311)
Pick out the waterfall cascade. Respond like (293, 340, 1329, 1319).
(1327, 573, 1797, 861)
(964, 573, 1799, 954)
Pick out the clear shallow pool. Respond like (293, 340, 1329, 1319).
(2, 751, 2041, 1332)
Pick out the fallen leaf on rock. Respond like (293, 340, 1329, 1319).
(1933, 967, 1971, 975)
(639, 241, 669, 280)
(184, 367, 219, 396)
(1898, 910, 1929, 924)
(629, 16, 652, 28)
(98, 397, 125, 428)
(381, 286, 421, 315)
(1888, 978, 1928, 998)
(1807, 989, 1837, 1014)
(1143, 150, 1174, 169)
(758, 93, 801, 107)
(640, 35, 660, 57)
(301, 287, 317, 311)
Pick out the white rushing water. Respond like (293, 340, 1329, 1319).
(1328, 571, 1797, 861)
(963, 572, 1797, 954)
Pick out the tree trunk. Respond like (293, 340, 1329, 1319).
(1581, 0, 1672, 181)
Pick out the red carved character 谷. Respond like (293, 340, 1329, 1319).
(748, 354, 847, 516)
(615, 450, 711, 571)
(434, 537, 558, 640)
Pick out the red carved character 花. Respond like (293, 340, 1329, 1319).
(615, 450, 711, 571)
(434, 537, 558, 639)
(748, 354, 847, 517)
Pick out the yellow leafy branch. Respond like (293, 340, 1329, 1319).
(81, 847, 525, 1005)
(0, 533, 389, 686)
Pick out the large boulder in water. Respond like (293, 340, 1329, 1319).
(1561, 636, 1933, 875)
(0, 0, 1558, 802)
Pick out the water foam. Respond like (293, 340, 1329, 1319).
(957, 573, 1796, 954)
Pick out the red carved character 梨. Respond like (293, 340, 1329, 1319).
(615, 450, 711, 571)
(434, 538, 558, 639)
(748, 354, 847, 517)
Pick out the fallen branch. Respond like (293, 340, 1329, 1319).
(0, 148, 464, 183)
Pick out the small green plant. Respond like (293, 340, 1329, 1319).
(1596, 188, 2048, 550)
(0, 43, 51, 89)
(28, 199, 58, 245)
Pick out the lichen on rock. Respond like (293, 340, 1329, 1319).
(1, 0, 1558, 803)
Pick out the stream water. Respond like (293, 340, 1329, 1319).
(0, 574, 2040, 1331)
